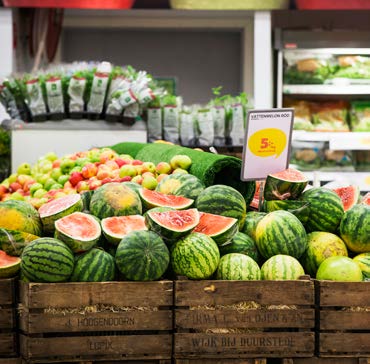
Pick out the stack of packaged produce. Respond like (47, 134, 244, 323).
(0, 61, 163, 125)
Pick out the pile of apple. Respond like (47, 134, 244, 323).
(0, 147, 192, 209)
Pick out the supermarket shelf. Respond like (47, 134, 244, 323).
(283, 84, 370, 95)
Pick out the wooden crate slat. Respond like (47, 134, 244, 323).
(0, 309, 14, 330)
(175, 359, 266, 364)
(19, 360, 172, 364)
(320, 333, 370, 356)
(175, 308, 314, 329)
(20, 334, 172, 359)
(318, 282, 370, 307)
(0, 279, 14, 305)
(320, 311, 370, 331)
(0, 359, 21, 364)
(281, 359, 367, 364)
(20, 310, 172, 334)
(174, 332, 314, 358)
(175, 281, 314, 306)
(0, 333, 16, 356)
(19, 281, 173, 308)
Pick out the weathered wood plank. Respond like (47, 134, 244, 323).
(0, 279, 14, 305)
(175, 360, 266, 364)
(0, 333, 16, 356)
(320, 333, 370, 356)
(320, 311, 370, 331)
(318, 282, 370, 307)
(19, 281, 173, 308)
(20, 334, 172, 360)
(0, 309, 14, 330)
(174, 332, 315, 358)
(175, 280, 314, 306)
(281, 359, 366, 364)
(176, 308, 314, 329)
(0, 359, 21, 364)
(20, 310, 172, 334)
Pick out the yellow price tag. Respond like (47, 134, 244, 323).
(248, 128, 287, 159)
(360, 137, 370, 146)
(365, 175, 370, 186)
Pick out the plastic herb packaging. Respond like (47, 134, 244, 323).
(147, 96, 163, 142)
(179, 106, 195, 146)
(195, 107, 214, 146)
(283, 98, 314, 131)
(350, 101, 370, 131)
(162, 95, 180, 144)
(290, 140, 324, 171)
(44, 70, 66, 121)
(311, 100, 350, 132)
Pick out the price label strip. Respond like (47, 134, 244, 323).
(241, 109, 294, 181)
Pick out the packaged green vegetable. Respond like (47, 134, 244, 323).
(22, 74, 47, 122)
(45, 73, 66, 120)
(147, 97, 163, 142)
(0, 81, 21, 120)
(196, 108, 214, 146)
(162, 95, 180, 144)
(179, 107, 195, 146)
(350, 101, 370, 131)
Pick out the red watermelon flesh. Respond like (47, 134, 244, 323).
(55, 212, 100, 240)
(148, 208, 199, 232)
(194, 212, 237, 236)
(139, 188, 193, 209)
(38, 194, 82, 217)
(332, 185, 360, 211)
(250, 181, 263, 209)
(361, 192, 370, 205)
(270, 168, 307, 181)
(0, 250, 21, 278)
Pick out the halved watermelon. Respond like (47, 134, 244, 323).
(54, 212, 102, 253)
(101, 215, 148, 245)
(264, 168, 308, 201)
(192, 212, 238, 246)
(139, 188, 194, 210)
(361, 192, 370, 206)
(145, 208, 200, 242)
(39, 194, 83, 235)
(0, 250, 21, 278)
(332, 185, 360, 211)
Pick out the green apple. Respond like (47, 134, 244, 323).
(50, 167, 62, 181)
(17, 162, 32, 176)
(50, 183, 63, 190)
(38, 159, 53, 174)
(9, 191, 25, 201)
(75, 157, 90, 167)
(170, 155, 192, 170)
(8, 173, 18, 184)
(29, 182, 43, 196)
(142, 162, 156, 174)
(43, 152, 58, 162)
(156, 162, 172, 175)
(119, 154, 134, 161)
(172, 168, 189, 175)
(69, 166, 82, 173)
(58, 175, 70, 186)
(60, 159, 76, 174)
(33, 188, 48, 199)
(119, 165, 138, 178)
(142, 175, 158, 190)
(36, 173, 50, 186)
(44, 178, 57, 191)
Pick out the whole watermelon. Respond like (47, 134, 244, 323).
(241, 212, 266, 241)
(216, 253, 260, 281)
(255, 210, 307, 259)
(353, 252, 370, 279)
(316, 256, 363, 282)
(300, 187, 344, 233)
(339, 204, 370, 253)
(261, 255, 305, 280)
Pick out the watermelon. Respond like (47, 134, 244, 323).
(316, 256, 363, 282)
(71, 248, 115, 282)
(21, 238, 74, 282)
(353, 252, 370, 280)
(0, 200, 42, 236)
(241, 212, 266, 241)
(261, 255, 305, 280)
(139, 188, 193, 210)
(300, 232, 348, 278)
(300, 188, 344, 233)
(263, 200, 310, 224)
(264, 168, 308, 201)
(216, 253, 261, 281)
(0, 250, 21, 278)
(171, 232, 220, 280)
(255, 210, 307, 259)
(146, 208, 200, 242)
(192, 212, 238, 246)
(115, 230, 170, 281)
(90, 183, 142, 219)
(0, 229, 39, 256)
(101, 215, 147, 245)
(332, 185, 360, 212)
(80, 190, 94, 211)
(219, 232, 260, 263)
(339, 204, 370, 253)
(38, 194, 83, 235)
(54, 212, 102, 253)
(156, 173, 205, 200)
(121, 181, 142, 195)
(361, 192, 370, 205)
(196, 185, 247, 229)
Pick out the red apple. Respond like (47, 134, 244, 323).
(99, 150, 117, 163)
(101, 178, 113, 185)
(156, 162, 172, 175)
(0, 185, 9, 198)
(81, 163, 98, 179)
(52, 159, 61, 168)
(76, 180, 90, 193)
(120, 176, 132, 182)
(132, 160, 143, 166)
(142, 171, 155, 179)
(88, 179, 102, 190)
(104, 160, 119, 170)
(69, 172, 84, 187)
(9, 182, 22, 192)
(96, 169, 111, 180)
(156, 173, 168, 183)
(131, 175, 143, 185)
(115, 158, 131, 168)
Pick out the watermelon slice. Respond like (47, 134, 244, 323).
(145, 208, 200, 242)
(264, 168, 308, 201)
(139, 188, 194, 210)
(0, 250, 21, 278)
(193, 212, 238, 246)
(332, 185, 360, 211)
(54, 212, 101, 253)
(39, 194, 83, 235)
(361, 192, 370, 206)
(101, 215, 148, 245)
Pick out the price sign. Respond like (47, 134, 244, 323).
(241, 109, 294, 181)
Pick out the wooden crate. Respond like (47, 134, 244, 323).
(0, 359, 21, 364)
(279, 358, 370, 364)
(316, 281, 370, 357)
(174, 279, 315, 359)
(0, 279, 17, 359)
(19, 281, 173, 363)
(176, 360, 266, 364)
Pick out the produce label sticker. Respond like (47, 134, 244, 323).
(241, 109, 294, 181)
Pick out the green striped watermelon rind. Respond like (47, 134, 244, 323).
(196, 185, 247, 229)
(263, 168, 308, 201)
(255, 210, 308, 260)
(70, 248, 115, 282)
(21, 237, 74, 283)
(241, 212, 266, 242)
(139, 188, 194, 210)
(0, 228, 39, 256)
(261, 255, 305, 280)
(54, 212, 102, 253)
(192, 212, 238, 246)
(339, 204, 370, 254)
(156, 173, 205, 200)
(38, 194, 84, 235)
(216, 253, 261, 281)
(353, 252, 370, 279)
(300, 187, 344, 233)
(115, 230, 170, 281)
(263, 200, 310, 225)
(171, 232, 220, 280)
(0, 250, 21, 279)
